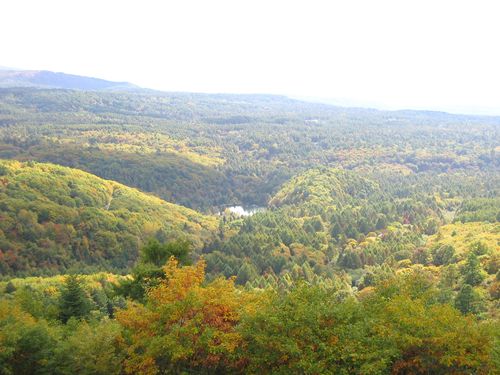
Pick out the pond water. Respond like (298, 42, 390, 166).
(223, 206, 265, 216)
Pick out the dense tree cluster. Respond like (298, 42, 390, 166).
(204, 168, 440, 282)
(0, 257, 498, 374)
(455, 197, 500, 223)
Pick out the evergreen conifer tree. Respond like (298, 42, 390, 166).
(58, 275, 91, 323)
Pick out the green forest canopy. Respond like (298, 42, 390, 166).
(0, 87, 498, 374)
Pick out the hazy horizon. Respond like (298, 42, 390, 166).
(2, 0, 500, 115)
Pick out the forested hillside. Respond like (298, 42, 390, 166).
(204, 167, 499, 308)
(0, 159, 216, 276)
(0, 87, 498, 210)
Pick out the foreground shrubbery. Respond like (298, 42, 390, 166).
(0, 258, 498, 375)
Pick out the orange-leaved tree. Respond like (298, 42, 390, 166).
(116, 257, 265, 374)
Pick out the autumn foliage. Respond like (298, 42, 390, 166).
(117, 258, 265, 374)
(113, 260, 498, 374)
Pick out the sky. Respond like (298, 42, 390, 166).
(2, 0, 500, 115)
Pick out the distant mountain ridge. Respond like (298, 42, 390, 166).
(0, 69, 138, 91)
(1, 67, 500, 117)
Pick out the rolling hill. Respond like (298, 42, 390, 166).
(269, 167, 380, 209)
(0, 159, 217, 276)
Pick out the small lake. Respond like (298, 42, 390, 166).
(221, 206, 266, 217)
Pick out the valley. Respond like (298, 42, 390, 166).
(0, 82, 498, 374)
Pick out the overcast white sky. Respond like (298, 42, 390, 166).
(2, 0, 500, 114)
